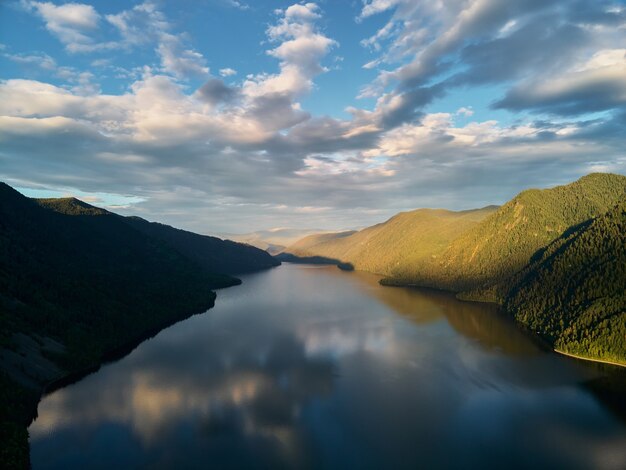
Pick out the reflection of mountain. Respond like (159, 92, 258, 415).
(338, 269, 539, 356)
(441, 301, 540, 356)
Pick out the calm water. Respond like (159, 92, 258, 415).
(29, 264, 626, 469)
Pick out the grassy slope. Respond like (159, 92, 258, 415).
(283, 207, 497, 277)
(503, 201, 626, 364)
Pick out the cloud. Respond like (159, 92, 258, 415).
(2, 50, 99, 94)
(22, 0, 103, 52)
(196, 78, 239, 105)
(494, 49, 626, 115)
(157, 33, 209, 79)
(456, 107, 474, 117)
(2, 2, 625, 233)
(104, 1, 168, 46)
(219, 68, 237, 77)
(283, 3, 321, 21)
(357, 0, 626, 124)
(359, 0, 402, 20)
(22, 1, 209, 80)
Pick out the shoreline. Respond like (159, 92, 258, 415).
(41, 298, 216, 398)
(554, 349, 626, 369)
(0, 292, 222, 469)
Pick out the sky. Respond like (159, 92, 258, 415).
(0, 0, 625, 235)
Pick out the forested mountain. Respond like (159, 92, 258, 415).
(0, 184, 277, 466)
(281, 207, 497, 277)
(38, 198, 279, 275)
(283, 174, 626, 302)
(503, 201, 626, 364)
(397, 173, 626, 296)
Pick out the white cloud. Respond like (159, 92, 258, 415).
(22, 0, 103, 52)
(105, 1, 168, 46)
(220, 68, 237, 77)
(359, 0, 402, 20)
(157, 34, 209, 79)
(283, 3, 320, 21)
(496, 49, 626, 114)
(242, 3, 335, 98)
(456, 107, 474, 117)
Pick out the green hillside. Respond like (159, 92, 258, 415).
(383, 173, 626, 295)
(282, 207, 497, 277)
(503, 201, 626, 365)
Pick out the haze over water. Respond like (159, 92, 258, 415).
(29, 264, 626, 469)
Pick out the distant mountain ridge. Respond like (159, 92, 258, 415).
(223, 228, 349, 254)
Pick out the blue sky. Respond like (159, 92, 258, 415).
(0, 1, 625, 233)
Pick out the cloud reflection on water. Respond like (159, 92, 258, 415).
(30, 264, 626, 469)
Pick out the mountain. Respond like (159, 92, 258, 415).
(503, 201, 626, 365)
(121, 217, 279, 274)
(381, 173, 626, 296)
(224, 228, 340, 254)
(281, 230, 357, 253)
(0, 183, 239, 375)
(37, 198, 279, 275)
(281, 207, 498, 277)
(0, 185, 277, 466)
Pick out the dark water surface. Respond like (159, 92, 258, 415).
(29, 264, 626, 469)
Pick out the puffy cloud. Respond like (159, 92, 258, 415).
(157, 33, 209, 79)
(22, 1, 209, 80)
(22, 0, 103, 52)
(219, 68, 237, 77)
(241, 3, 336, 98)
(283, 3, 321, 21)
(104, 1, 168, 46)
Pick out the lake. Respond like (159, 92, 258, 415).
(29, 263, 626, 469)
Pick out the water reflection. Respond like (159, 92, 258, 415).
(30, 264, 626, 469)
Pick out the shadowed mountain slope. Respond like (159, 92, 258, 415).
(502, 201, 626, 365)
(37, 198, 279, 275)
